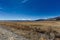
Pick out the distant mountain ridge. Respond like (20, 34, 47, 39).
(0, 20, 33, 22)
(36, 16, 60, 21)
(0, 16, 60, 22)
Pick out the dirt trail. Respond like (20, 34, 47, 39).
(0, 26, 28, 40)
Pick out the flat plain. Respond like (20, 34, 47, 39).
(0, 21, 60, 40)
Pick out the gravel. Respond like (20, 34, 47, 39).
(0, 26, 28, 40)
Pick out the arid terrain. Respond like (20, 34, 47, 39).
(0, 21, 60, 40)
(0, 26, 28, 40)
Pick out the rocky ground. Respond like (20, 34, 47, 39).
(0, 26, 28, 40)
(1, 26, 59, 40)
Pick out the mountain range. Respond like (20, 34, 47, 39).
(0, 16, 60, 22)
(35, 16, 60, 21)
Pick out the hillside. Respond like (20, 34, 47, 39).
(36, 16, 60, 21)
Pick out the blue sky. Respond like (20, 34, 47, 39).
(0, 0, 60, 20)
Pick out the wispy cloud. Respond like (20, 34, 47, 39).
(18, 18, 32, 20)
(21, 0, 28, 3)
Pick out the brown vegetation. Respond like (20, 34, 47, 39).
(0, 21, 60, 40)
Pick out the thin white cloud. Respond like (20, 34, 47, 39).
(18, 18, 32, 20)
(21, 0, 28, 3)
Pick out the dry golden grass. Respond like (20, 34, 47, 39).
(0, 21, 60, 31)
(0, 21, 60, 40)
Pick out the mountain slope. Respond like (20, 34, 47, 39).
(36, 16, 60, 21)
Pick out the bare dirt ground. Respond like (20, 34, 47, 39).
(0, 26, 28, 40)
